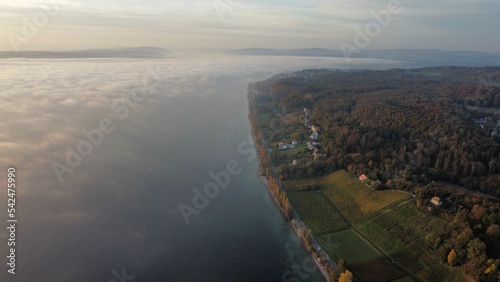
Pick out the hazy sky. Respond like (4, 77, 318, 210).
(0, 0, 499, 52)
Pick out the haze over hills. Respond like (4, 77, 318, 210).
(227, 48, 500, 67)
(0, 47, 171, 59)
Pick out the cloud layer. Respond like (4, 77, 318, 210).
(0, 0, 498, 52)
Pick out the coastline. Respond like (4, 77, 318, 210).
(256, 174, 332, 282)
(247, 86, 333, 282)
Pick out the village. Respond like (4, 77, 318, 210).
(274, 107, 327, 163)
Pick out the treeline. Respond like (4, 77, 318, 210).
(248, 89, 292, 218)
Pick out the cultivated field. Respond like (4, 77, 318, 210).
(317, 229, 380, 264)
(287, 170, 411, 224)
(348, 257, 408, 282)
(358, 201, 445, 254)
(288, 191, 348, 234)
(359, 201, 466, 282)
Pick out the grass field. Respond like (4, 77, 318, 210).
(317, 229, 381, 264)
(287, 170, 411, 224)
(288, 191, 348, 234)
(321, 171, 411, 224)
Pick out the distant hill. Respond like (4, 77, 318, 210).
(0, 47, 171, 59)
(226, 48, 500, 67)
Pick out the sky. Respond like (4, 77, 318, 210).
(0, 0, 499, 53)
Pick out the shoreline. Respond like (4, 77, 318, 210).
(256, 174, 332, 282)
(248, 87, 333, 282)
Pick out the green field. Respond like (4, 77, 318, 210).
(287, 170, 411, 224)
(317, 229, 409, 282)
(317, 229, 381, 264)
(288, 191, 348, 234)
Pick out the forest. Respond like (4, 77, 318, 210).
(253, 67, 500, 196)
(249, 66, 500, 281)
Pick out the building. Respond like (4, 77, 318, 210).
(292, 140, 298, 145)
(431, 197, 443, 206)
(310, 132, 319, 140)
(359, 174, 367, 182)
(311, 125, 321, 133)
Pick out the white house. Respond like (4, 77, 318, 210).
(292, 140, 298, 145)
(310, 132, 319, 140)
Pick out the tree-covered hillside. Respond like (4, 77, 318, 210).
(253, 67, 500, 197)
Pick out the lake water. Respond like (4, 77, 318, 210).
(0, 56, 406, 281)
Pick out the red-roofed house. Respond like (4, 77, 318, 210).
(359, 174, 367, 182)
